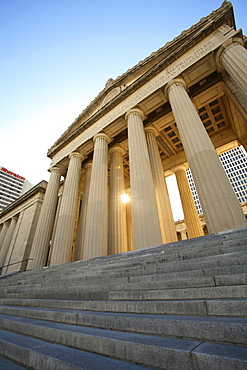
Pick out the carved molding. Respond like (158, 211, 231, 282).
(51, 27, 238, 167)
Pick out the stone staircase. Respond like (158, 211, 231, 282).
(0, 227, 246, 370)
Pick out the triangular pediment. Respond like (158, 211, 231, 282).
(48, 1, 236, 158)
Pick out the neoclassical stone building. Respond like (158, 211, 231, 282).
(1, 1, 247, 273)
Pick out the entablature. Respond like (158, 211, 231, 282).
(48, 2, 237, 160)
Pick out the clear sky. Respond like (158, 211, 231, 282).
(0, 0, 246, 220)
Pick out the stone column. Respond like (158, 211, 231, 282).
(181, 230, 188, 240)
(108, 146, 128, 255)
(173, 165, 204, 238)
(165, 79, 247, 234)
(0, 222, 9, 250)
(145, 126, 177, 243)
(28, 166, 62, 269)
(75, 162, 92, 261)
(83, 133, 111, 260)
(0, 217, 18, 267)
(216, 37, 247, 100)
(126, 192, 133, 251)
(125, 108, 162, 250)
(50, 151, 84, 266)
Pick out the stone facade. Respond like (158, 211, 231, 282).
(0, 182, 47, 274)
(0, 2, 247, 273)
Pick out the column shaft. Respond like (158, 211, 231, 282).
(166, 80, 247, 233)
(28, 167, 62, 269)
(174, 167, 204, 238)
(108, 146, 128, 255)
(145, 127, 177, 243)
(83, 133, 110, 260)
(219, 40, 247, 100)
(0, 217, 18, 267)
(50, 152, 83, 265)
(75, 163, 92, 261)
(126, 109, 162, 250)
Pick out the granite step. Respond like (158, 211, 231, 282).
(1, 249, 245, 293)
(1, 228, 246, 285)
(0, 298, 246, 317)
(2, 264, 246, 296)
(0, 315, 246, 370)
(4, 281, 246, 300)
(0, 227, 246, 369)
(2, 272, 246, 299)
(0, 356, 28, 370)
(0, 305, 246, 345)
(0, 329, 154, 370)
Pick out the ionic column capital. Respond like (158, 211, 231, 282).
(215, 37, 244, 69)
(125, 108, 146, 122)
(144, 125, 159, 136)
(171, 164, 189, 173)
(164, 78, 187, 99)
(93, 132, 111, 144)
(109, 145, 125, 157)
(84, 161, 92, 170)
(50, 166, 63, 175)
(69, 151, 85, 161)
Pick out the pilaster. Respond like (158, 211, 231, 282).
(0, 217, 18, 268)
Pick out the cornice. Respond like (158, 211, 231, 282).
(0, 181, 48, 219)
(47, 1, 235, 158)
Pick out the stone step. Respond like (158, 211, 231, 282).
(1, 298, 246, 317)
(130, 264, 247, 283)
(108, 285, 247, 301)
(2, 273, 247, 297)
(0, 305, 246, 345)
(0, 315, 246, 370)
(1, 249, 245, 292)
(7, 283, 246, 301)
(1, 227, 246, 284)
(0, 355, 28, 370)
(3, 263, 246, 297)
(2, 278, 246, 301)
(0, 329, 154, 370)
(0, 227, 246, 369)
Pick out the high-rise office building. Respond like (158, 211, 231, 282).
(0, 167, 33, 212)
(186, 146, 247, 215)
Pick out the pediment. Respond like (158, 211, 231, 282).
(48, 1, 236, 158)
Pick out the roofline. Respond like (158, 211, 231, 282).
(47, 1, 236, 158)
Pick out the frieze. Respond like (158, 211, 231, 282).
(51, 27, 237, 167)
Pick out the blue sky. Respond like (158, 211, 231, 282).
(0, 0, 246, 220)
